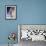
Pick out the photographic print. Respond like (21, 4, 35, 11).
(5, 5, 16, 20)
(18, 24, 46, 41)
(18, 24, 46, 46)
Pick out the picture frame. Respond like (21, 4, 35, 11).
(5, 5, 16, 20)
(18, 24, 46, 42)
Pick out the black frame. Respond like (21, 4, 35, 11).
(5, 5, 17, 20)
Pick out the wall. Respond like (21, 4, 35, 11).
(0, 0, 46, 44)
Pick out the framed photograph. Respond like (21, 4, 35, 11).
(18, 24, 46, 42)
(5, 5, 16, 20)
